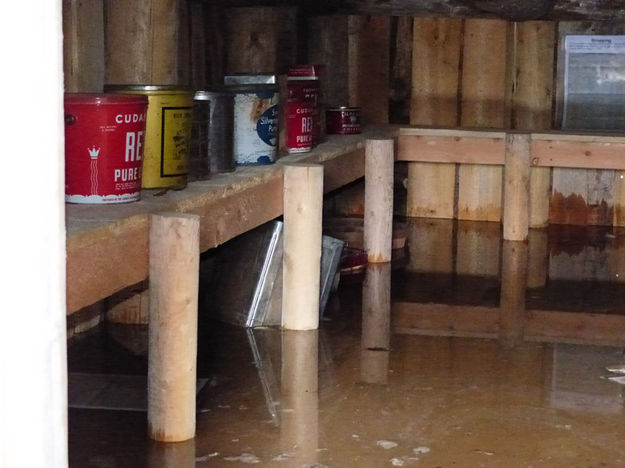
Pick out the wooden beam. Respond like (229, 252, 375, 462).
(397, 132, 506, 165)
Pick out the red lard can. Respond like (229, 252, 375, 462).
(64, 93, 148, 203)
(326, 107, 361, 135)
(286, 99, 313, 153)
(287, 64, 321, 145)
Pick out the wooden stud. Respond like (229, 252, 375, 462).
(499, 240, 528, 347)
(281, 330, 319, 464)
(364, 138, 394, 263)
(147, 213, 199, 442)
(458, 19, 510, 222)
(512, 21, 555, 228)
(189, 0, 208, 90)
(390, 16, 413, 123)
(105, 0, 186, 85)
(347, 15, 390, 124)
(282, 164, 324, 330)
(503, 133, 531, 241)
(226, 7, 278, 74)
(361, 263, 391, 384)
(407, 17, 462, 219)
(62, 0, 104, 92)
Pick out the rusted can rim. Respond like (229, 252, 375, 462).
(194, 90, 234, 100)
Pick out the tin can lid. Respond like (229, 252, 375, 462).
(223, 84, 278, 93)
(224, 74, 276, 85)
(104, 84, 193, 94)
(327, 106, 361, 112)
(194, 89, 234, 100)
(288, 64, 322, 79)
(64, 93, 149, 105)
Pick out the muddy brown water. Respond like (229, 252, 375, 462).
(68, 220, 625, 467)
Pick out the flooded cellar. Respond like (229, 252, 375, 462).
(8, 1, 625, 467)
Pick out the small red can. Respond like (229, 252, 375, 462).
(326, 107, 361, 135)
(286, 99, 314, 153)
(64, 93, 148, 203)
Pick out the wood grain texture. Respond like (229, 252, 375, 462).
(282, 164, 324, 330)
(458, 19, 510, 222)
(226, 7, 279, 74)
(503, 133, 531, 241)
(308, 15, 349, 107)
(407, 17, 462, 219)
(364, 139, 394, 262)
(147, 213, 199, 442)
(63, 0, 104, 92)
(348, 15, 390, 124)
(512, 21, 555, 228)
(105, 0, 185, 85)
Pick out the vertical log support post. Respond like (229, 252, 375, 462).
(148, 213, 200, 442)
(364, 138, 395, 263)
(503, 133, 531, 241)
(282, 164, 324, 330)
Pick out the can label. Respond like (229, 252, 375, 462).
(287, 79, 321, 145)
(326, 108, 361, 135)
(286, 100, 313, 153)
(161, 107, 192, 177)
(233, 91, 278, 164)
(65, 99, 148, 204)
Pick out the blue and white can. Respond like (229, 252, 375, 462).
(228, 84, 279, 165)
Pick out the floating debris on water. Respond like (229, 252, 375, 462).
(224, 453, 261, 464)
(377, 440, 398, 450)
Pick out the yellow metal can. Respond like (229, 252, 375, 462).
(104, 85, 193, 189)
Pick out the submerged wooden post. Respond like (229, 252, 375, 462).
(499, 240, 528, 347)
(361, 263, 391, 384)
(148, 213, 200, 442)
(364, 138, 394, 263)
(282, 164, 324, 330)
(503, 133, 531, 241)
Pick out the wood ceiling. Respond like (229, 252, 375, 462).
(206, 0, 625, 21)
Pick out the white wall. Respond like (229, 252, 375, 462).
(0, 1, 67, 467)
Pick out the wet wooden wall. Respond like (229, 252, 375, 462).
(62, 3, 625, 226)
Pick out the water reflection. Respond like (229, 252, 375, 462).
(397, 219, 625, 346)
(147, 439, 195, 468)
(280, 330, 319, 466)
(361, 263, 391, 384)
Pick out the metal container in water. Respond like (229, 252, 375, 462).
(227, 84, 279, 165)
(192, 90, 235, 175)
(105, 85, 193, 188)
(64, 93, 148, 204)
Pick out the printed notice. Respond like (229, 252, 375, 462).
(563, 35, 625, 130)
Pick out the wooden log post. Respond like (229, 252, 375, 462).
(364, 138, 394, 263)
(361, 263, 391, 384)
(499, 240, 528, 347)
(458, 19, 510, 222)
(105, 0, 188, 85)
(282, 164, 324, 330)
(147, 213, 200, 442)
(281, 330, 319, 464)
(512, 21, 555, 228)
(503, 133, 531, 241)
(407, 17, 462, 219)
(63, 0, 104, 92)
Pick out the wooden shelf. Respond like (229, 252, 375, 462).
(66, 127, 397, 314)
